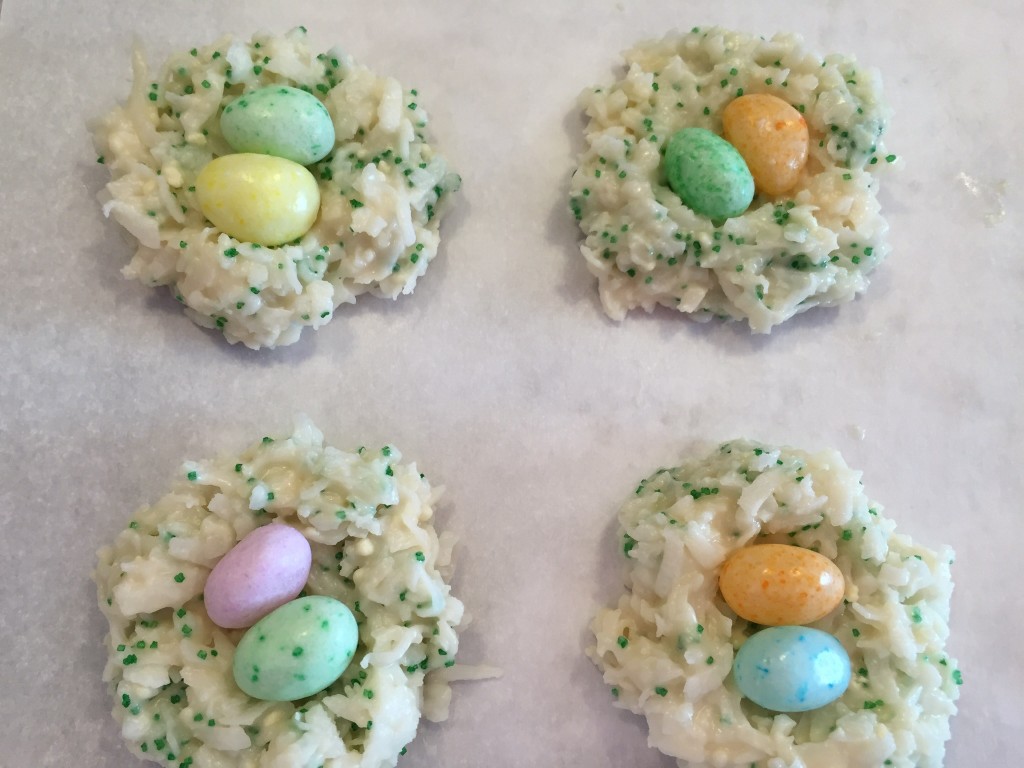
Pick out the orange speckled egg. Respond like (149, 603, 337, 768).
(721, 94, 809, 196)
(719, 543, 844, 626)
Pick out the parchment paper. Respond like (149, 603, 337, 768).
(0, 1, 1020, 765)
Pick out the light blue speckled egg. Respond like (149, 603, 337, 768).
(232, 595, 358, 701)
(732, 625, 851, 712)
(220, 86, 335, 165)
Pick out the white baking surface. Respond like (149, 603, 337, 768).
(0, 0, 1020, 765)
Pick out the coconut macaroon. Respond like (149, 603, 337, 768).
(95, 418, 481, 767)
(571, 27, 896, 332)
(589, 440, 961, 767)
(94, 28, 459, 349)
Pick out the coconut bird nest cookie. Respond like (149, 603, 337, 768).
(589, 440, 961, 767)
(571, 27, 896, 332)
(95, 28, 459, 349)
(95, 419, 472, 767)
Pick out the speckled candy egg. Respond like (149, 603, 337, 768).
(732, 625, 851, 712)
(195, 153, 320, 246)
(721, 94, 809, 196)
(718, 543, 845, 626)
(205, 524, 312, 629)
(663, 127, 754, 221)
(220, 86, 336, 166)
(233, 596, 359, 701)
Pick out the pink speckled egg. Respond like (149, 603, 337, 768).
(205, 524, 312, 629)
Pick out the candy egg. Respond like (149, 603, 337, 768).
(205, 524, 312, 628)
(721, 94, 809, 196)
(220, 86, 336, 166)
(195, 153, 320, 246)
(233, 596, 358, 701)
(732, 625, 851, 712)
(719, 543, 844, 626)
(663, 127, 754, 220)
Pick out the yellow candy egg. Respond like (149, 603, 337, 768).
(718, 543, 844, 626)
(721, 94, 809, 196)
(195, 153, 320, 246)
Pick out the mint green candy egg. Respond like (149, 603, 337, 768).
(232, 595, 358, 701)
(220, 86, 335, 166)
(664, 127, 754, 220)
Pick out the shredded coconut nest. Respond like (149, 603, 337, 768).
(571, 27, 895, 332)
(95, 418, 490, 767)
(94, 28, 459, 349)
(589, 440, 960, 767)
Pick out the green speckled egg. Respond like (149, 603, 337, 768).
(232, 595, 358, 701)
(664, 127, 754, 221)
(220, 86, 335, 166)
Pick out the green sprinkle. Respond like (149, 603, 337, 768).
(952, 669, 963, 685)
(885, 154, 897, 163)
(173, 572, 185, 583)
(350, 199, 364, 209)
(841, 530, 853, 541)
(181, 624, 192, 636)
(655, 686, 668, 697)
(148, 92, 158, 102)
(201, 80, 211, 89)
(617, 635, 629, 649)
(363, 689, 374, 699)
(415, 551, 425, 562)
(197, 650, 208, 660)
(224, 247, 238, 258)
(292, 647, 304, 657)
(852, 628, 861, 637)
(706, 656, 714, 665)
(186, 471, 197, 481)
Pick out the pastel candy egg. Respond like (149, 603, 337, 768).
(233, 596, 358, 701)
(205, 524, 312, 629)
(663, 127, 754, 221)
(195, 153, 320, 246)
(220, 86, 335, 166)
(721, 94, 809, 196)
(732, 625, 851, 712)
(719, 543, 845, 626)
